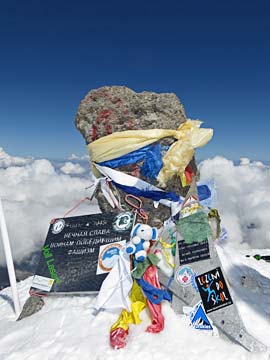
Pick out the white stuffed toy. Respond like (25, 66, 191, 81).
(125, 223, 158, 262)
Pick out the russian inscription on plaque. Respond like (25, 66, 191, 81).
(31, 212, 134, 294)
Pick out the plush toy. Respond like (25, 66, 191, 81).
(125, 223, 158, 262)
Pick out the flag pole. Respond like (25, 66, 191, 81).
(0, 197, 21, 317)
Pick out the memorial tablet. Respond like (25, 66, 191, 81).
(31, 212, 134, 294)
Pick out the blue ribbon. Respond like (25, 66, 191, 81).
(99, 144, 153, 168)
(99, 143, 163, 180)
(97, 142, 211, 203)
(137, 278, 172, 304)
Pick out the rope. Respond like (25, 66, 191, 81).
(50, 197, 92, 224)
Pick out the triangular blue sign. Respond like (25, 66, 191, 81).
(191, 304, 213, 331)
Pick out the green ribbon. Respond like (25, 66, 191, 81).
(132, 253, 160, 279)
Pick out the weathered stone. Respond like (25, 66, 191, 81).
(75, 86, 197, 227)
(17, 295, 44, 321)
(75, 86, 187, 143)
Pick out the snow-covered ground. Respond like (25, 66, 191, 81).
(1, 244, 270, 360)
(1, 149, 270, 359)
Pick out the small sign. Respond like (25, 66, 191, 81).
(195, 267, 233, 313)
(179, 239, 210, 265)
(175, 266, 194, 287)
(112, 212, 134, 232)
(190, 302, 213, 331)
(31, 212, 134, 294)
(32, 275, 54, 292)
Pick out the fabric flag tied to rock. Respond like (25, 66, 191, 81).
(90, 164, 212, 216)
(176, 211, 213, 244)
(88, 120, 213, 187)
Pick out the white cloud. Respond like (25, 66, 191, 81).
(0, 147, 33, 168)
(0, 151, 99, 266)
(81, 154, 89, 160)
(67, 153, 89, 161)
(60, 162, 86, 175)
(239, 157, 250, 165)
(199, 156, 270, 249)
(240, 157, 265, 167)
(252, 161, 265, 167)
(1, 148, 269, 267)
(68, 154, 79, 160)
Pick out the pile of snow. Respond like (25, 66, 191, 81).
(0, 149, 270, 358)
(1, 245, 270, 359)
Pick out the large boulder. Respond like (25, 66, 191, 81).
(75, 86, 187, 143)
(75, 86, 197, 227)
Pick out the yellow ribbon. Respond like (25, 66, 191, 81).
(110, 280, 147, 332)
(159, 238, 175, 269)
(88, 120, 213, 187)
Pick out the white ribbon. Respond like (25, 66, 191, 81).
(90, 164, 183, 216)
(88, 176, 120, 209)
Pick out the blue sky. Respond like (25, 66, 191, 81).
(0, 0, 269, 161)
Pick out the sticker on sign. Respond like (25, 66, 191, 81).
(32, 275, 55, 292)
(96, 240, 126, 275)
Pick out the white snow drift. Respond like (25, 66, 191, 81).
(1, 245, 270, 360)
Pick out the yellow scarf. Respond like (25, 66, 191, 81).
(88, 120, 213, 187)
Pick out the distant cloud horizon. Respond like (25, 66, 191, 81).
(0, 147, 269, 268)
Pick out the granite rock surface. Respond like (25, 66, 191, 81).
(75, 86, 197, 226)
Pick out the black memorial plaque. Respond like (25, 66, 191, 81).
(178, 239, 210, 265)
(31, 212, 134, 294)
(195, 267, 233, 313)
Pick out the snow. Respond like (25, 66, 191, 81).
(1, 245, 270, 360)
(0, 149, 270, 359)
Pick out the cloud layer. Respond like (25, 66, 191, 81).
(0, 148, 33, 168)
(0, 150, 98, 266)
(0, 148, 269, 266)
(199, 156, 270, 249)
(60, 162, 86, 175)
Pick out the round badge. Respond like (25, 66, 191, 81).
(176, 266, 194, 287)
(112, 212, 133, 232)
(98, 243, 123, 272)
(52, 219, 65, 234)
